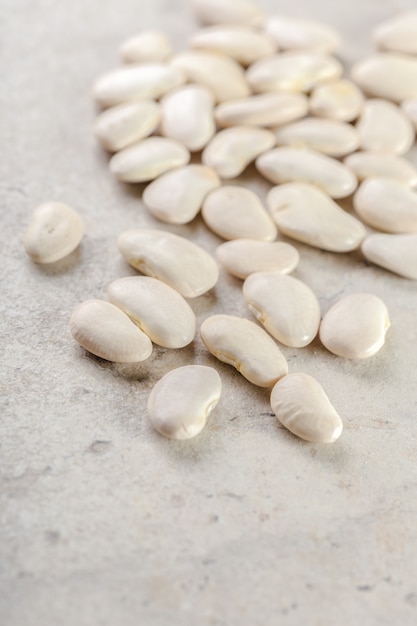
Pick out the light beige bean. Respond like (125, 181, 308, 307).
(271, 373, 343, 443)
(215, 93, 309, 128)
(92, 64, 185, 108)
(109, 137, 190, 183)
(148, 365, 222, 440)
(190, 0, 264, 27)
(202, 185, 277, 241)
(319, 293, 390, 359)
(256, 147, 358, 198)
(247, 52, 342, 94)
(356, 99, 415, 155)
(243, 272, 321, 348)
(143, 165, 220, 224)
(354, 178, 417, 233)
(24, 202, 84, 264)
(108, 276, 196, 348)
(202, 126, 275, 178)
(344, 152, 417, 188)
(351, 53, 417, 103)
(160, 84, 215, 151)
(373, 11, 417, 55)
(190, 26, 276, 66)
(309, 79, 364, 122)
(274, 117, 360, 157)
(200, 314, 288, 387)
(118, 229, 219, 298)
(120, 31, 172, 63)
(69, 299, 153, 363)
(94, 100, 161, 152)
(401, 99, 417, 131)
(265, 16, 341, 54)
(171, 51, 250, 102)
(267, 183, 366, 252)
(361, 233, 417, 280)
(216, 239, 299, 279)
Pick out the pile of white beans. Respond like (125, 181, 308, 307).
(24, 0, 417, 444)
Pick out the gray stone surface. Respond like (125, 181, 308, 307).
(1, 1, 417, 624)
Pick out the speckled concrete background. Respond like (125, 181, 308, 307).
(1, 1, 417, 624)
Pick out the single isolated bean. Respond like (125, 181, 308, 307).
(270, 373, 343, 443)
(148, 365, 222, 440)
(119, 30, 173, 63)
(319, 293, 390, 359)
(24, 201, 84, 264)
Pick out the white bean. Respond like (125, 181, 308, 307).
(271, 373, 343, 443)
(351, 53, 417, 103)
(148, 365, 222, 440)
(354, 178, 417, 233)
(274, 117, 360, 157)
(202, 185, 277, 241)
(108, 276, 196, 348)
(344, 152, 417, 188)
(356, 99, 415, 155)
(243, 272, 321, 348)
(215, 92, 309, 128)
(265, 16, 341, 54)
(319, 293, 390, 359)
(69, 299, 153, 363)
(119, 31, 172, 63)
(118, 229, 219, 298)
(92, 64, 185, 108)
(160, 84, 215, 151)
(143, 165, 220, 224)
(267, 182, 366, 252)
(190, 0, 264, 27)
(256, 147, 358, 198)
(190, 26, 276, 66)
(373, 11, 417, 56)
(202, 126, 275, 178)
(94, 100, 161, 152)
(247, 52, 342, 94)
(309, 79, 364, 122)
(216, 239, 299, 279)
(24, 202, 84, 264)
(361, 233, 417, 280)
(109, 137, 190, 183)
(200, 314, 288, 387)
(170, 51, 250, 102)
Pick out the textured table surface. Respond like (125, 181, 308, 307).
(1, 1, 417, 624)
